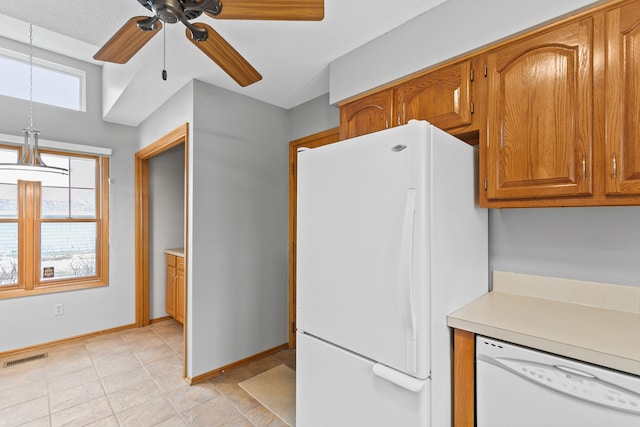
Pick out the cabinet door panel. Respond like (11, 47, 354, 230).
(339, 90, 394, 140)
(175, 257, 185, 324)
(605, 3, 640, 195)
(486, 19, 593, 200)
(397, 61, 472, 130)
(165, 256, 176, 318)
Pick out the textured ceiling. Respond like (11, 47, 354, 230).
(0, 0, 448, 126)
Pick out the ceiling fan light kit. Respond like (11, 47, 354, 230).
(93, 0, 324, 87)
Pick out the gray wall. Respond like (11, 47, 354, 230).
(289, 93, 339, 141)
(190, 80, 289, 376)
(149, 144, 185, 319)
(0, 36, 138, 352)
(490, 207, 640, 287)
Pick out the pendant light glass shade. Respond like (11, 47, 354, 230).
(0, 23, 69, 184)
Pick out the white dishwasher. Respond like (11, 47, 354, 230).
(476, 336, 640, 427)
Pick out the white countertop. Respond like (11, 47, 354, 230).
(448, 291, 640, 376)
(164, 247, 184, 257)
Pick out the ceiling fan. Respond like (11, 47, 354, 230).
(93, 0, 324, 87)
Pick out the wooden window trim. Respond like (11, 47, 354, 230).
(0, 150, 109, 299)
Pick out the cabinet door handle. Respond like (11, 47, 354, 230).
(398, 112, 402, 126)
(385, 116, 389, 129)
(612, 153, 617, 179)
(582, 156, 586, 179)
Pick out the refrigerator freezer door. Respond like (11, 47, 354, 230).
(297, 332, 431, 427)
(297, 121, 431, 378)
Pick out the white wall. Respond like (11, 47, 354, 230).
(330, 0, 603, 104)
(148, 144, 185, 319)
(190, 80, 289, 377)
(0, 36, 138, 352)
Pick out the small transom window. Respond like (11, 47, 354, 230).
(0, 47, 86, 112)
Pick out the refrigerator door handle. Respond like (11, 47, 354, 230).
(373, 363, 428, 392)
(400, 188, 418, 374)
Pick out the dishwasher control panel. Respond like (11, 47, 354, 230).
(476, 336, 640, 425)
(495, 357, 640, 414)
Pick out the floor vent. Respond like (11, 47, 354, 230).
(3, 353, 48, 368)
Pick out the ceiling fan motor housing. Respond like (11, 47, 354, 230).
(138, 0, 223, 23)
(152, 0, 185, 23)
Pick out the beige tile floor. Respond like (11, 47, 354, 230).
(0, 319, 295, 427)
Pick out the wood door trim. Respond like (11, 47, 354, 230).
(134, 123, 189, 377)
(288, 128, 340, 348)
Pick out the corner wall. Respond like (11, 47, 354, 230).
(189, 80, 290, 376)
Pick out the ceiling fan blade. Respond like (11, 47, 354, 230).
(93, 16, 162, 63)
(205, 0, 324, 21)
(185, 22, 262, 87)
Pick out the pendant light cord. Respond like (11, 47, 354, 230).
(162, 25, 167, 81)
(0, 22, 68, 177)
(28, 23, 34, 130)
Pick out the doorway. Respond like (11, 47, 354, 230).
(135, 123, 189, 377)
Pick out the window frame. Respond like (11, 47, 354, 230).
(0, 144, 109, 299)
(0, 46, 87, 112)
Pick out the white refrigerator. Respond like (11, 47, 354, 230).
(296, 120, 488, 427)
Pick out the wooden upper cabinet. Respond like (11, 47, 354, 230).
(396, 60, 473, 131)
(605, 2, 640, 196)
(339, 90, 394, 140)
(340, 60, 478, 141)
(485, 18, 593, 201)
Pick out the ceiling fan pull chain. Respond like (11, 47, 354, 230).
(162, 24, 168, 80)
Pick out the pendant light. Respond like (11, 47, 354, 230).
(0, 23, 69, 183)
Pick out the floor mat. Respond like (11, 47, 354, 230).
(239, 364, 296, 426)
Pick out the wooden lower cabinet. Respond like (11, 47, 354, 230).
(165, 254, 176, 318)
(453, 329, 475, 427)
(165, 251, 185, 324)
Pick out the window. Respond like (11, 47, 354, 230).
(0, 145, 109, 298)
(0, 47, 86, 111)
